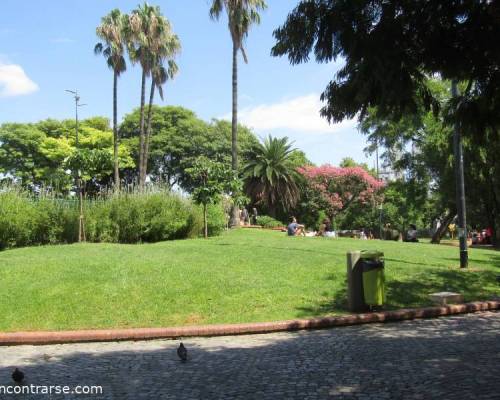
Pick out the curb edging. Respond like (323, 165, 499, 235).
(0, 301, 497, 346)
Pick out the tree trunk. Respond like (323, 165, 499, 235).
(431, 209, 456, 244)
(77, 177, 85, 242)
(231, 43, 238, 172)
(268, 204, 277, 219)
(488, 211, 497, 247)
(143, 79, 155, 183)
(113, 71, 120, 191)
(204, 203, 208, 239)
(229, 43, 239, 228)
(138, 69, 147, 189)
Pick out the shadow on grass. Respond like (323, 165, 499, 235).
(295, 268, 499, 319)
(384, 258, 433, 268)
(0, 313, 498, 399)
(213, 242, 340, 257)
(442, 254, 500, 268)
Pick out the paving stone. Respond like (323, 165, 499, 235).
(0, 311, 498, 399)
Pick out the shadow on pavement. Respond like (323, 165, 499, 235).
(0, 312, 498, 399)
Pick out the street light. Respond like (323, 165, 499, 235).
(65, 89, 87, 243)
(375, 137, 383, 240)
(65, 90, 87, 145)
(451, 81, 468, 268)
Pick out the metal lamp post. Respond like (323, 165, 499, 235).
(375, 138, 383, 240)
(451, 81, 468, 268)
(66, 89, 87, 242)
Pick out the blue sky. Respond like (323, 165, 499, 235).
(0, 0, 373, 167)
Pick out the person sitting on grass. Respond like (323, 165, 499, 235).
(406, 224, 419, 242)
(316, 218, 331, 237)
(287, 216, 305, 236)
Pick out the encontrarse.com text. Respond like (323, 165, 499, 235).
(0, 385, 103, 396)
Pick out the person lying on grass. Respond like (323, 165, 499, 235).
(287, 216, 306, 236)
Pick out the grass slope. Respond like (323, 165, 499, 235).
(0, 229, 498, 332)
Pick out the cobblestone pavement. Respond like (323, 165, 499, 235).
(0, 311, 499, 400)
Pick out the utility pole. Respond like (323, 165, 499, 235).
(376, 138, 383, 240)
(66, 89, 87, 243)
(451, 81, 468, 268)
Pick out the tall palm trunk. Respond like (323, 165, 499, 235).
(138, 69, 147, 189)
(231, 43, 238, 172)
(113, 70, 120, 191)
(143, 79, 155, 181)
(230, 42, 240, 227)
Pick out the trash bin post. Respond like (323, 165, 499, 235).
(346, 251, 366, 312)
(362, 259, 386, 307)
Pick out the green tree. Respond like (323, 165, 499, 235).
(126, 3, 180, 188)
(95, 8, 128, 190)
(209, 0, 267, 226)
(359, 78, 500, 244)
(187, 157, 237, 238)
(359, 80, 456, 241)
(119, 106, 259, 190)
(143, 12, 180, 186)
(0, 118, 135, 194)
(272, 0, 500, 134)
(243, 135, 302, 218)
(0, 123, 50, 188)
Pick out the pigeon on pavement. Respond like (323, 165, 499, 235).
(177, 342, 188, 362)
(12, 368, 24, 384)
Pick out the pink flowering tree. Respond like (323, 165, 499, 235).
(298, 165, 384, 221)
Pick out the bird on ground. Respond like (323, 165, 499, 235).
(12, 368, 24, 384)
(177, 342, 188, 362)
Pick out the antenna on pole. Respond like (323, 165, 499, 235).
(65, 89, 87, 242)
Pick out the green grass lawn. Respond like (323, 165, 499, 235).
(0, 229, 498, 332)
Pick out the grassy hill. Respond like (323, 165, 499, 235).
(0, 229, 498, 332)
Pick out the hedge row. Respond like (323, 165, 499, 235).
(0, 189, 226, 250)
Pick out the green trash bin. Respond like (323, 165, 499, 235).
(360, 251, 385, 306)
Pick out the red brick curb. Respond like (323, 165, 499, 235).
(0, 301, 497, 346)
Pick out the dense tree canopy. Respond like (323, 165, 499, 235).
(272, 0, 500, 135)
(119, 105, 259, 191)
(0, 118, 134, 193)
(360, 79, 500, 243)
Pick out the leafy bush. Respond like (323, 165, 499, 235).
(141, 193, 195, 242)
(256, 215, 284, 229)
(0, 187, 225, 250)
(33, 198, 78, 245)
(0, 189, 38, 250)
(85, 199, 117, 243)
(205, 203, 227, 236)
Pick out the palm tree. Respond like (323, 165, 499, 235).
(243, 135, 302, 218)
(209, 0, 267, 225)
(143, 21, 180, 181)
(126, 3, 180, 188)
(94, 9, 127, 191)
(125, 3, 155, 187)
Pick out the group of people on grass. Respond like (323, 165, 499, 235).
(287, 216, 422, 242)
(239, 207, 258, 226)
(287, 216, 336, 238)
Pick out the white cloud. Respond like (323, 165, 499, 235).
(0, 62, 39, 97)
(229, 94, 357, 134)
